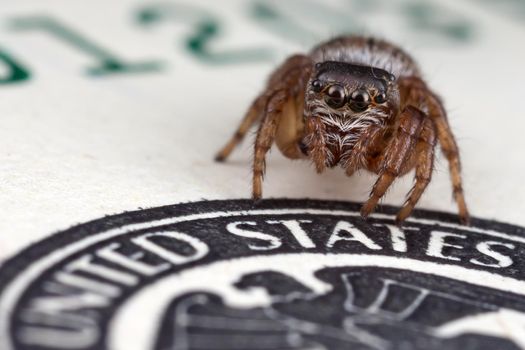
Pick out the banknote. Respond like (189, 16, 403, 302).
(1, 0, 525, 349)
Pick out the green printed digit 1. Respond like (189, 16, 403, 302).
(403, 2, 474, 42)
(251, 1, 318, 45)
(10, 16, 161, 76)
(0, 47, 30, 84)
(137, 4, 273, 65)
(475, 0, 525, 21)
(251, 0, 361, 46)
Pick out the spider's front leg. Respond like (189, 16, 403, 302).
(251, 89, 288, 199)
(215, 93, 268, 162)
(251, 57, 313, 199)
(360, 106, 425, 219)
(395, 117, 436, 223)
(399, 77, 470, 225)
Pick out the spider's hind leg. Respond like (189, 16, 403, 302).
(396, 117, 436, 223)
(426, 90, 470, 225)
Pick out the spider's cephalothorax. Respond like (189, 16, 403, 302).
(303, 61, 400, 170)
(215, 36, 470, 225)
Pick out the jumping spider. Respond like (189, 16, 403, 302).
(215, 36, 469, 225)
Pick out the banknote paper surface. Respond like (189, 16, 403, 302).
(1, 0, 525, 349)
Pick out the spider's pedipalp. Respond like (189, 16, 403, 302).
(344, 125, 383, 175)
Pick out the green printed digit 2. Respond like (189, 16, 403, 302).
(0, 47, 31, 85)
(137, 3, 273, 64)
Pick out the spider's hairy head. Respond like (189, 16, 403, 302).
(303, 61, 400, 170)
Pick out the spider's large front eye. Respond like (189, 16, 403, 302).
(324, 85, 346, 109)
(349, 89, 371, 112)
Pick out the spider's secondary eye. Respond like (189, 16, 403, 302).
(311, 79, 323, 92)
(349, 89, 371, 112)
(375, 92, 387, 104)
(324, 85, 346, 108)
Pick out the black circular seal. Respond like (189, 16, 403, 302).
(1, 199, 525, 350)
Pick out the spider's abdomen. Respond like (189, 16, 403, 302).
(310, 36, 421, 79)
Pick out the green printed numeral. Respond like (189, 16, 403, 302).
(252, 1, 319, 45)
(0, 47, 31, 84)
(252, 0, 361, 46)
(10, 16, 161, 76)
(137, 3, 273, 65)
(474, 0, 525, 21)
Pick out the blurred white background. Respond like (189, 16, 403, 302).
(0, 0, 524, 258)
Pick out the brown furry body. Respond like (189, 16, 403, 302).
(216, 36, 469, 225)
